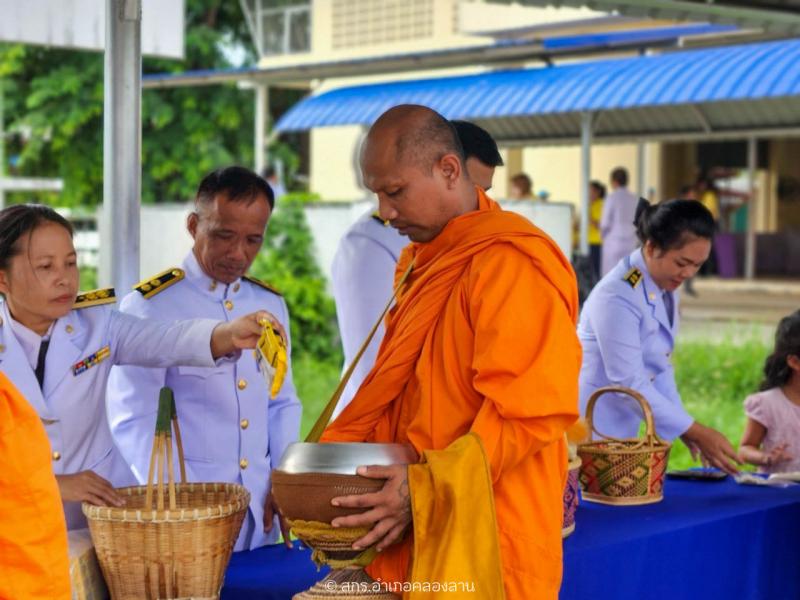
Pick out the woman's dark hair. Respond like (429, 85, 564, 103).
(0, 204, 74, 270)
(760, 310, 800, 391)
(635, 199, 715, 251)
(590, 180, 606, 199)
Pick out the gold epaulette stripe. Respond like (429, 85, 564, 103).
(371, 212, 389, 226)
(133, 268, 185, 299)
(74, 288, 116, 309)
(623, 267, 643, 289)
(243, 275, 282, 296)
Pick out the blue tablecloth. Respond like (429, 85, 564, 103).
(222, 478, 800, 599)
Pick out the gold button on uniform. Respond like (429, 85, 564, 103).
(239, 458, 248, 469)
(52, 451, 62, 461)
(0, 344, 5, 353)
(65, 324, 74, 334)
(233, 283, 240, 293)
(240, 419, 249, 430)
(237, 379, 247, 390)
(209, 281, 218, 292)
(225, 300, 234, 311)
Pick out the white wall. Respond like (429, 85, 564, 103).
(98, 200, 574, 291)
(139, 204, 194, 277)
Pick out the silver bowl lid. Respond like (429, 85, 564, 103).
(275, 442, 414, 475)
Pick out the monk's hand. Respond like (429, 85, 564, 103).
(56, 471, 126, 507)
(264, 489, 293, 548)
(330, 464, 412, 552)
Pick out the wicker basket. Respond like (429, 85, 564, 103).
(578, 386, 671, 506)
(561, 455, 581, 538)
(83, 389, 249, 599)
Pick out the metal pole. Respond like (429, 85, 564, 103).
(579, 111, 594, 256)
(254, 83, 269, 175)
(0, 79, 5, 210)
(745, 137, 757, 280)
(636, 142, 647, 198)
(102, 0, 142, 292)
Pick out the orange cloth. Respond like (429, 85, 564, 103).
(0, 372, 71, 600)
(323, 189, 581, 599)
(407, 433, 505, 599)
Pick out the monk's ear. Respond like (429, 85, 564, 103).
(437, 153, 462, 188)
(0, 268, 10, 296)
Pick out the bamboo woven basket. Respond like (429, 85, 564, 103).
(578, 386, 671, 506)
(561, 455, 582, 538)
(83, 389, 249, 600)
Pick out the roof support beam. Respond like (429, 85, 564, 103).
(689, 104, 713, 134)
(506, 0, 800, 35)
(496, 126, 800, 147)
(745, 136, 758, 280)
(579, 111, 593, 257)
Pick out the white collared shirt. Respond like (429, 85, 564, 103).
(3, 303, 54, 371)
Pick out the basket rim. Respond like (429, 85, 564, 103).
(578, 439, 671, 455)
(82, 481, 250, 523)
(580, 491, 664, 505)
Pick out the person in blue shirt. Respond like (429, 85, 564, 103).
(0, 203, 278, 530)
(578, 199, 740, 474)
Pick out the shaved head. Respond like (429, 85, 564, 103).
(360, 105, 479, 243)
(363, 105, 465, 175)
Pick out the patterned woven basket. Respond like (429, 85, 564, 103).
(83, 388, 249, 599)
(578, 386, 671, 506)
(561, 455, 581, 538)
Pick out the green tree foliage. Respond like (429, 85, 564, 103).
(0, 0, 258, 206)
(250, 193, 342, 364)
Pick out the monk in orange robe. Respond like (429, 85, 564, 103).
(0, 372, 71, 599)
(322, 105, 581, 599)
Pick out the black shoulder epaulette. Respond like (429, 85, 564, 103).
(243, 275, 282, 296)
(623, 267, 643, 289)
(371, 212, 389, 226)
(74, 288, 116, 309)
(133, 268, 185, 299)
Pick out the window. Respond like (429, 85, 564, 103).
(240, 0, 311, 56)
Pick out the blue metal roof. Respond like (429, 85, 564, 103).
(274, 39, 800, 139)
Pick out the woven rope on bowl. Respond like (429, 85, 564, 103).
(289, 519, 377, 569)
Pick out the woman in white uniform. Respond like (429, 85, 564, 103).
(0, 204, 280, 528)
(579, 199, 740, 474)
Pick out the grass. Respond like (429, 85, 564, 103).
(292, 334, 772, 470)
(671, 335, 770, 469)
(293, 353, 341, 440)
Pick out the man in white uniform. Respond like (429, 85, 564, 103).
(331, 120, 503, 416)
(107, 166, 302, 551)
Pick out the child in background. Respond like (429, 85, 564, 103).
(739, 310, 800, 473)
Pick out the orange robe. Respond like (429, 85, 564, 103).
(322, 189, 581, 599)
(0, 372, 71, 599)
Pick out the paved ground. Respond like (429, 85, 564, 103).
(679, 277, 800, 344)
